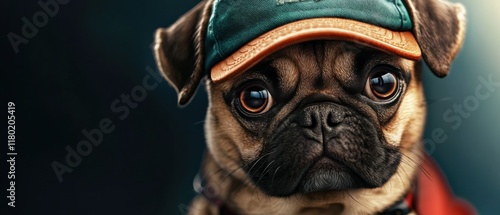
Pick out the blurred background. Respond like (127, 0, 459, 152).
(1, 0, 499, 214)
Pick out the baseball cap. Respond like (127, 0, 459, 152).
(205, 0, 422, 83)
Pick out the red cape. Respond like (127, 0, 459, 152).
(416, 156, 476, 215)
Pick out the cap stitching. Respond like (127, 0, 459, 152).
(207, 0, 412, 70)
(214, 18, 417, 74)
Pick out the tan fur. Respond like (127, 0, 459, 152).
(185, 42, 427, 215)
(153, 1, 466, 214)
(189, 145, 422, 215)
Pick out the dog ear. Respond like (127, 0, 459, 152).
(154, 1, 213, 106)
(405, 0, 466, 77)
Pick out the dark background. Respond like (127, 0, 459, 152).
(2, 0, 499, 214)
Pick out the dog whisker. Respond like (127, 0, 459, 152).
(346, 191, 369, 210)
(256, 160, 275, 184)
(400, 151, 432, 180)
(193, 120, 206, 125)
(399, 162, 411, 182)
(247, 151, 276, 175)
(395, 172, 405, 190)
(293, 192, 308, 205)
(271, 165, 281, 184)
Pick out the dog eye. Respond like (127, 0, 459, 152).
(238, 84, 273, 114)
(365, 68, 399, 100)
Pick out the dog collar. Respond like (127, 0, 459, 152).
(194, 171, 413, 215)
(193, 155, 476, 215)
(196, 190, 413, 215)
(193, 172, 239, 215)
(379, 192, 414, 215)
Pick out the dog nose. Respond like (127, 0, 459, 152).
(296, 104, 344, 131)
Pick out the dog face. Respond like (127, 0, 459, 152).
(205, 41, 425, 196)
(154, 0, 466, 213)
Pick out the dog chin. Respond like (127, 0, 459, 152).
(298, 157, 365, 193)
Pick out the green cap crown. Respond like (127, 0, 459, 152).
(205, 0, 413, 71)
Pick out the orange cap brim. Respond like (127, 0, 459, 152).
(211, 18, 421, 83)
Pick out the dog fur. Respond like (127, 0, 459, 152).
(153, 0, 466, 214)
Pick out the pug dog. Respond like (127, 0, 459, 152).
(153, 0, 474, 214)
